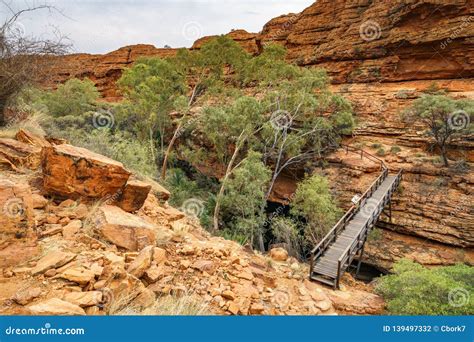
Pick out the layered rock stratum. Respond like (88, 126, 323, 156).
(41, 0, 474, 271)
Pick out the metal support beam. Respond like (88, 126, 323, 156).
(355, 245, 365, 278)
(389, 200, 392, 223)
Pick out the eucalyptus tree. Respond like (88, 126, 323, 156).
(405, 94, 473, 166)
(160, 36, 249, 179)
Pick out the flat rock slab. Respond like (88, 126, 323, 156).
(28, 298, 85, 315)
(42, 144, 131, 199)
(63, 291, 102, 307)
(31, 251, 77, 275)
(96, 205, 157, 251)
(0, 138, 42, 169)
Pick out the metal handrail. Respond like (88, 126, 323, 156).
(310, 144, 388, 260)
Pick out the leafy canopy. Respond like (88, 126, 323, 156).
(405, 94, 474, 166)
(40, 78, 99, 117)
(117, 57, 187, 142)
(376, 259, 474, 315)
(220, 151, 271, 244)
(291, 174, 341, 243)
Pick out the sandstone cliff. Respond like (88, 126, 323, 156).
(40, 0, 474, 271)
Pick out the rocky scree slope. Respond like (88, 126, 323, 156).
(0, 130, 383, 315)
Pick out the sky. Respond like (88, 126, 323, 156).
(1, 0, 314, 54)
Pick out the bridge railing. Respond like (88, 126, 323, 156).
(309, 144, 389, 276)
(335, 169, 403, 288)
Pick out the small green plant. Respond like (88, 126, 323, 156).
(376, 259, 474, 315)
(433, 177, 448, 187)
(371, 143, 382, 149)
(220, 230, 249, 246)
(376, 147, 386, 157)
(369, 67, 381, 78)
(390, 145, 401, 154)
(164, 168, 204, 208)
(368, 228, 382, 241)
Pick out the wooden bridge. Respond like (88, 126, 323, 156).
(309, 145, 403, 289)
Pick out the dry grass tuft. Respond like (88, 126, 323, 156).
(0, 113, 47, 139)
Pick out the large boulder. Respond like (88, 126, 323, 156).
(41, 144, 131, 199)
(95, 205, 157, 251)
(0, 138, 42, 169)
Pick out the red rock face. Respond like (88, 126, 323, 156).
(41, 144, 131, 199)
(192, 29, 260, 54)
(45, 45, 178, 101)
(278, 0, 474, 83)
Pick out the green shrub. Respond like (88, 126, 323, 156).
(376, 259, 474, 315)
(371, 143, 382, 149)
(164, 168, 203, 208)
(376, 147, 386, 156)
(368, 228, 382, 241)
(390, 145, 401, 154)
(40, 78, 100, 117)
(271, 217, 303, 258)
(291, 174, 341, 244)
(220, 229, 249, 246)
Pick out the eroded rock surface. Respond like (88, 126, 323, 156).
(42, 144, 131, 199)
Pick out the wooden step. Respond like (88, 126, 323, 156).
(310, 274, 336, 287)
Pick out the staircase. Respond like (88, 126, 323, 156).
(309, 145, 403, 289)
